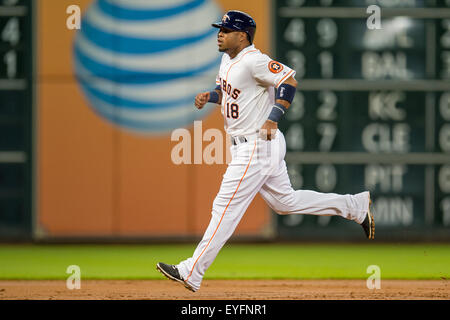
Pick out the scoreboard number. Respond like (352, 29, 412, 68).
(1, 17, 20, 45)
(318, 51, 333, 78)
(317, 91, 337, 121)
(284, 19, 305, 47)
(3, 49, 17, 78)
(286, 50, 305, 78)
(316, 18, 337, 48)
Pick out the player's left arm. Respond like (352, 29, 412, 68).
(260, 76, 298, 140)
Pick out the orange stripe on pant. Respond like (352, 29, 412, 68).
(185, 140, 257, 282)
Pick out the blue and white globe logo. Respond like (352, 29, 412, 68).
(73, 0, 222, 134)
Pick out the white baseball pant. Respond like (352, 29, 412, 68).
(177, 129, 370, 291)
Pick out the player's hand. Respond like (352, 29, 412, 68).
(195, 92, 210, 109)
(259, 120, 278, 140)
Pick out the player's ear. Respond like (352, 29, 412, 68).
(239, 32, 246, 43)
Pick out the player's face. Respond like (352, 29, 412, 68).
(217, 27, 242, 53)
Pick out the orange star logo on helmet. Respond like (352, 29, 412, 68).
(222, 14, 230, 23)
(268, 61, 283, 74)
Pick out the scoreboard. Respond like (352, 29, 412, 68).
(0, 0, 32, 238)
(274, 0, 450, 240)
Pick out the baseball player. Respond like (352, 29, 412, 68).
(157, 10, 375, 292)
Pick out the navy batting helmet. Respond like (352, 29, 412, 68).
(212, 10, 257, 44)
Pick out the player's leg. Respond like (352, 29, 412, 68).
(176, 140, 269, 291)
(259, 131, 369, 224)
(260, 163, 369, 223)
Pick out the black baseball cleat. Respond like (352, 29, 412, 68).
(156, 262, 196, 292)
(361, 197, 375, 240)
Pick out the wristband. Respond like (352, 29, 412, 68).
(276, 83, 296, 104)
(268, 103, 287, 123)
(208, 91, 219, 103)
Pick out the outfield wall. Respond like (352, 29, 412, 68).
(33, 0, 272, 239)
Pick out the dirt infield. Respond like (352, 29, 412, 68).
(0, 280, 449, 300)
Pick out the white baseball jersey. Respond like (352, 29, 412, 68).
(215, 44, 296, 137)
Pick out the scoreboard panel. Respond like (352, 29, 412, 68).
(0, 0, 32, 239)
(274, 0, 450, 240)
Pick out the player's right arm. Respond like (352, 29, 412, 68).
(250, 53, 297, 140)
(194, 85, 222, 109)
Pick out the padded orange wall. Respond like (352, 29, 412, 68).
(36, 0, 272, 238)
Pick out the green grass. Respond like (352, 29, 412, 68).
(0, 243, 449, 280)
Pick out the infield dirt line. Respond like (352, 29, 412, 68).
(0, 279, 449, 300)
